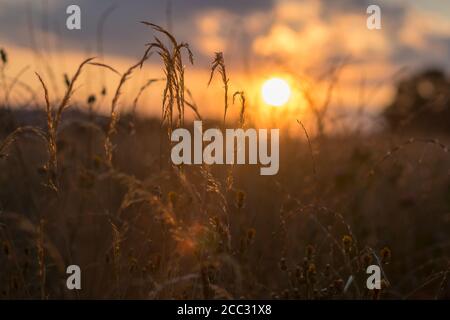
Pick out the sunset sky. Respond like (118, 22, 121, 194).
(1, 0, 449, 129)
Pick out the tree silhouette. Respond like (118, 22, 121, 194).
(383, 69, 450, 133)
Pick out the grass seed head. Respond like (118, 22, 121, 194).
(0, 48, 7, 65)
(342, 235, 353, 250)
(87, 94, 96, 105)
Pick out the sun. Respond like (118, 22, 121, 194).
(261, 77, 291, 107)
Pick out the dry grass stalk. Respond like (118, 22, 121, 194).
(35, 72, 57, 190)
(303, 57, 349, 137)
(369, 137, 449, 176)
(104, 53, 151, 167)
(233, 91, 246, 127)
(0, 126, 47, 159)
(37, 219, 46, 300)
(2, 74, 38, 107)
(208, 52, 229, 126)
(128, 78, 162, 134)
(141, 22, 193, 134)
(132, 78, 162, 116)
(3, 66, 30, 107)
(184, 88, 202, 120)
(35, 57, 105, 190)
(297, 119, 317, 176)
(88, 62, 120, 76)
(110, 220, 122, 295)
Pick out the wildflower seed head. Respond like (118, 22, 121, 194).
(307, 263, 317, 285)
(307, 263, 316, 275)
(235, 190, 245, 209)
(168, 191, 178, 206)
(342, 235, 353, 251)
(246, 228, 256, 243)
(92, 155, 103, 169)
(279, 257, 287, 271)
(361, 253, 373, 267)
(380, 246, 391, 264)
(87, 94, 96, 105)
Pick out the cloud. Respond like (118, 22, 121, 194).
(1, 0, 448, 70)
(0, 0, 275, 63)
(1, 0, 449, 115)
(252, 1, 393, 66)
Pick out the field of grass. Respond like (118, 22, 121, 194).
(0, 24, 449, 300)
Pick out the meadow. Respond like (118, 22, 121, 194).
(0, 23, 449, 300)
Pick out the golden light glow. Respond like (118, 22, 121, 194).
(261, 77, 291, 107)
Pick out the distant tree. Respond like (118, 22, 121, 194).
(383, 69, 450, 133)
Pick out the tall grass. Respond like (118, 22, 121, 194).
(0, 21, 449, 301)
